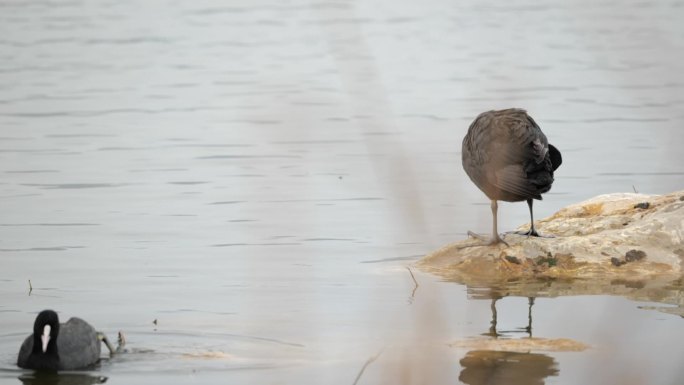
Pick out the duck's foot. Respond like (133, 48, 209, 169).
(98, 332, 117, 355)
(116, 331, 127, 353)
(508, 229, 555, 238)
(466, 231, 510, 247)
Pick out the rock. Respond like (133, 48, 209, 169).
(416, 191, 684, 316)
(416, 186, 684, 316)
(418, 190, 684, 281)
(634, 202, 650, 209)
(504, 255, 521, 264)
(609, 249, 648, 267)
(625, 249, 647, 262)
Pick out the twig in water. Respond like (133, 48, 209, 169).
(28, 279, 33, 295)
(633, 185, 639, 194)
(352, 348, 384, 385)
(406, 266, 419, 302)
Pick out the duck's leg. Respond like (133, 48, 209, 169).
(511, 199, 554, 238)
(526, 199, 540, 236)
(97, 332, 117, 355)
(466, 200, 509, 246)
(490, 200, 508, 244)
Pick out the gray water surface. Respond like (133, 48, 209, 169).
(1, 0, 684, 384)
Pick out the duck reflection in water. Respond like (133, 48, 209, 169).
(460, 291, 559, 385)
(483, 296, 536, 338)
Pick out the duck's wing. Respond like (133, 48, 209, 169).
(57, 318, 101, 370)
(488, 111, 552, 200)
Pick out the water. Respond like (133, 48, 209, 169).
(1, 0, 683, 383)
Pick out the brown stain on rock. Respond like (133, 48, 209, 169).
(580, 202, 604, 217)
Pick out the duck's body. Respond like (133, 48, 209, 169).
(462, 109, 562, 243)
(17, 311, 102, 371)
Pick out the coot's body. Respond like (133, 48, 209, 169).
(17, 310, 102, 371)
(462, 109, 562, 243)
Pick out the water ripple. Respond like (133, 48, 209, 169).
(4, 170, 59, 174)
(0, 223, 99, 227)
(0, 106, 225, 118)
(196, 155, 300, 160)
(0, 246, 83, 252)
(21, 183, 128, 189)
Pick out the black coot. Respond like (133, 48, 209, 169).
(17, 310, 103, 370)
(462, 109, 562, 245)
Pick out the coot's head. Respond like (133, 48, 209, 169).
(33, 310, 59, 354)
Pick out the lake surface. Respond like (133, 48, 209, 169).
(1, 0, 683, 384)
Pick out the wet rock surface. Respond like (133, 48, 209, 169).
(451, 337, 589, 353)
(419, 190, 684, 279)
(417, 190, 684, 315)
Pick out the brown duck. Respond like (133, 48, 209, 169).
(462, 109, 562, 245)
